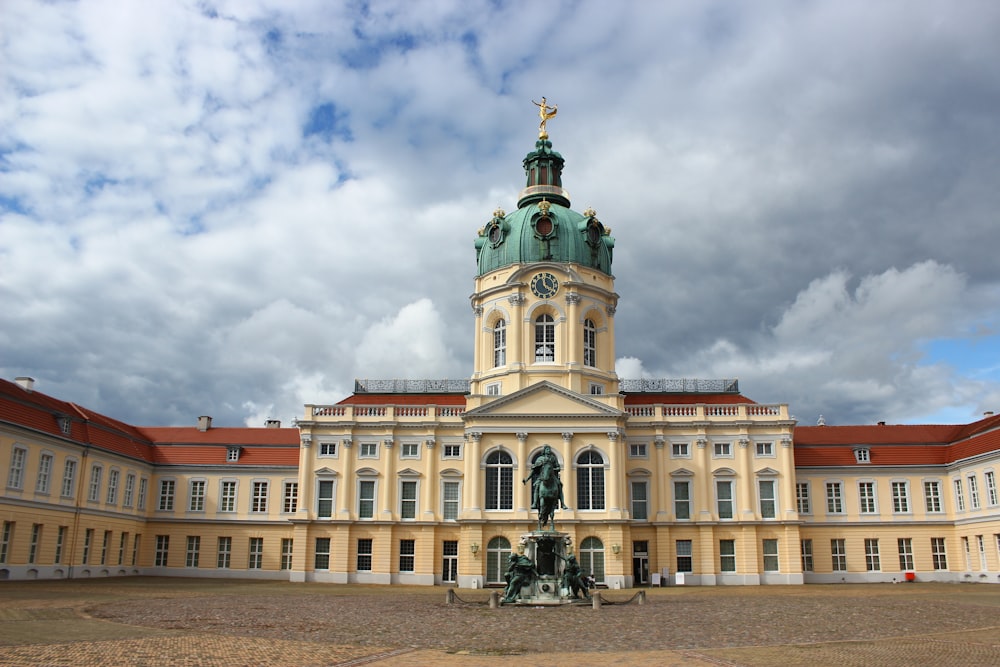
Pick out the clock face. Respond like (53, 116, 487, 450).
(530, 272, 559, 299)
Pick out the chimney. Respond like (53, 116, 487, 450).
(877, 421, 886, 426)
(15, 376, 35, 392)
(197, 416, 212, 431)
(265, 419, 281, 428)
(986, 411, 995, 418)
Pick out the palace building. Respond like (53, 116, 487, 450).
(3, 120, 1000, 587)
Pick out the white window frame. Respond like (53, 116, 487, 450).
(534, 313, 555, 362)
(831, 538, 847, 572)
(898, 537, 914, 571)
(123, 472, 136, 508)
(88, 464, 103, 503)
(400, 442, 420, 459)
(720, 539, 737, 573)
(671, 442, 690, 458)
(762, 538, 779, 572)
(60, 458, 78, 498)
(931, 537, 947, 570)
(858, 480, 877, 514)
(891, 480, 910, 514)
(157, 478, 175, 511)
(628, 442, 647, 458)
(854, 448, 870, 463)
(359, 442, 378, 459)
(758, 479, 777, 519)
(219, 479, 237, 513)
(282, 480, 299, 514)
(954, 478, 966, 512)
(316, 478, 336, 519)
(795, 482, 811, 514)
(713, 442, 733, 458)
(716, 478, 735, 520)
(755, 441, 774, 457)
(673, 478, 692, 520)
(188, 478, 206, 512)
(969, 474, 981, 510)
(442, 478, 461, 521)
(865, 538, 881, 571)
(358, 478, 377, 519)
(493, 319, 506, 367)
(318, 440, 338, 457)
(443, 443, 462, 459)
(801, 539, 814, 572)
(250, 480, 269, 513)
(399, 478, 418, 519)
(826, 481, 844, 514)
(986, 471, 999, 507)
(630, 479, 649, 521)
(583, 318, 596, 367)
(923, 480, 943, 513)
(7, 446, 27, 490)
(485, 382, 502, 396)
(35, 452, 53, 494)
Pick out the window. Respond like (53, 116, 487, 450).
(281, 539, 293, 570)
(55, 526, 67, 564)
(319, 441, 337, 456)
(720, 539, 736, 572)
(315, 538, 331, 570)
(831, 539, 847, 572)
(217, 537, 232, 569)
(579, 536, 605, 583)
(576, 450, 606, 510)
(359, 480, 376, 518)
(401, 443, 419, 458)
(137, 478, 148, 510)
(251, 481, 268, 513)
(858, 481, 877, 514)
(534, 314, 555, 362)
(118, 532, 127, 565)
(969, 475, 981, 510)
(443, 444, 462, 458)
(226, 447, 240, 462)
(442, 540, 458, 583)
(487, 536, 513, 584)
(671, 442, 689, 458)
(186, 536, 200, 567)
(891, 481, 909, 513)
(628, 443, 647, 458)
(924, 481, 942, 513)
(155, 535, 169, 567)
(82, 528, 93, 565)
(248, 537, 263, 569)
(676, 540, 693, 573)
(865, 538, 880, 571)
(399, 539, 415, 572)
(7, 447, 26, 489)
(61, 459, 77, 498)
(0, 522, 12, 564)
(674, 480, 691, 520)
(898, 538, 913, 571)
(755, 442, 773, 457)
(100, 530, 110, 565)
(106, 469, 120, 505)
(283, 482, 299, 513)
(357, 538, 373, 571)
(400, 480, 417, 519)
(854, 448, 870, 463)
(987, 471, 999, 506)
(630, 480, 648, 520)
(931, 537, 948, 570)
(442, 480, 460, 520)
(978, 535, 987, 570)
(131, 534, 141, 566)
(801, 539, 814, 572)
(762, 539, 779, 572)
(485, 450, 513, 510)
(123, 473, 135, 508)
(714, 442, 732, 457)
(317, 480, 335, 519)
(962, 536, 972, 570)
(189, 480, 206, 512)
(493, 319, 506, 366)
(954, 479, 966, 512)
(360, 442, 378, 458)
(716, 479, 734, 519)
(583, 318, 596, 366)
(589, 383, 604, 395)
(158, 480, 175, 511)
(36, 453, 53, 494)
(758, 480, 776, 519)
(220, 480, 237, 512)
(796, 482, 811, 514)
(88, 465, 102, 502)
(28, 524, 41, 564)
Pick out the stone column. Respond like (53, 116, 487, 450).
(423, 439, 437, 519)
(297, 435, 313, 519)
(516, 432, 529, 514)
(607, 430, 622, 517)
(339, 439, 353, 518)
(466, 432, 483, 517)
(382, 439, 395, 520)
(696, 438, 712, 520)
(653, 436, 666, 520)
(739, 438, 753, 519)
(508, 294, 525, 375)
(566, 293, 581, 370)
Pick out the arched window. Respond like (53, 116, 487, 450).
(579, 536, 605, 584)
(485, 450, 513, 510)
(576, 450, 606, 510)
(486, 536, 512, 584)
(534, 314, 555, 362)
(583, 318, 596, 367)
(493, 319, 506, 367)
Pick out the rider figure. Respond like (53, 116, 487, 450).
(523, 444, 569, 510)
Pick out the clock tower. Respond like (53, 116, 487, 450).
(468, 109, 620, 410)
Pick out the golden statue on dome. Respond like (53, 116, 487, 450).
(533, 97, 557, 139)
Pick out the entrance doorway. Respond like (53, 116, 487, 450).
(442, 540, 458, 583)
(632, 540, 649, 585)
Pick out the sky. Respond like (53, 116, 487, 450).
(2, 0, 999, 429)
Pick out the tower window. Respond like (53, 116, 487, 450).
(493, 319, 506, 367)
(583, 319, 596, 367)
(534, 314, 555, 362)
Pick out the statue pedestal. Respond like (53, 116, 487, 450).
(508, 530, 587, 605)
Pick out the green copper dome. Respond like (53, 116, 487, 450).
(475, 138, 614, 276)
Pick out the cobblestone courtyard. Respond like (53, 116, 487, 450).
(2, 578, 1000, 665)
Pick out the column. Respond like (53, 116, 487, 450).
(607, 430, 622, 517)
(566, 293, 581, 371)
(423, 439, 437, 519)
(338, 439, 353, 518)
(297, 435, 313, 520)
(561, 431, 573, 513)
(472, 305, 483, 377)
(780, 437, 795, 519)
(696, 438, 712, 519)
(739, 437, 754, 520)
(654, 436, 666, 520)
(508, 294, 526, 376)
(381, 439, 395, 520)
(466, 432, 482, 517)
(516, 432, 529, 514)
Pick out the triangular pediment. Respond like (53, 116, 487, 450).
(314, 467, 339, 476)
(464, 381, 623, 419)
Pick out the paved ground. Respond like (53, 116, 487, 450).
(1, 578, 1000, 665)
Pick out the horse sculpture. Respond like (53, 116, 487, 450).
(535, 460, 560, 531)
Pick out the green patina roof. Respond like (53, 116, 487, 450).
(475, 138, 615, 276)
